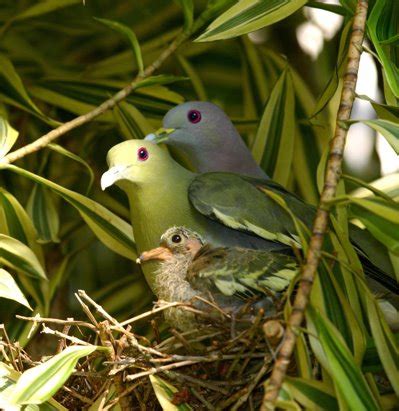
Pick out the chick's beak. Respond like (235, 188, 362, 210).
(101, 165, 130, 190)
(144, 127, 175, 144)
(136, 246, 173, 264)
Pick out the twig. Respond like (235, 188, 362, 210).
(41, 325, 93, 346)
(262, 1, 368, 409)
(16, 315, 96, 330)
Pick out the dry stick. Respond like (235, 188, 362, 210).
(262, 1, 369, 409)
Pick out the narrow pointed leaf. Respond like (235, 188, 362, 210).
(150, 375, 192, 411)
(12, 0, 81, 22)
(307, 306, 379, 410)
(196, 0, 307, 42)
(2, 165, 137, 261)
(0, 234, 46, 280)
(27, 185, 60, 244)
(362, 119, 399, 154)
(0, 116, 18, 158)
(368, 0, 399, 97)
(0, 268, 32, 310)
(252, 69, 296, 185)
(174, 0, 194, 32)
(94, 18, 144, 74)
(10, 345, 97, 405)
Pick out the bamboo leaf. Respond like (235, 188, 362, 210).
(307, 306, 379, 411)
(362, 119, 399, 154)
(252, 69, 296, 185)
(0, 234, 47, 280)
(94, 18, 144, 75)
(368, 0, 399, 98)
(0, 268, 32, 310)
(12, 0, 81, 22)
(2, 165, 137, 261)
(10, 345, 97, 405)
(174, 0, 194, 32)
(0, 362, 67, 410)
(0, 116, 18, 158)
(150, 375, 192, 411)
(47, 144, 95, 195)
(196, 0, 307, 42)
(0, 54, 47, 120)
(27, 185, 60, 244)
(283, 377, 338, 411)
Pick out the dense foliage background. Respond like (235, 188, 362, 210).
(0, 0, 398, 409)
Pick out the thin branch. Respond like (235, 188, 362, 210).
(262, 0, 369, 408)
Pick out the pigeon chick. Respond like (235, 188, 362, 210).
(138, 226, 298, 330)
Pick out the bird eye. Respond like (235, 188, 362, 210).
(137, 147, 149, 161)
(171, 234, 182, 243)
(187, 109, 201, 124)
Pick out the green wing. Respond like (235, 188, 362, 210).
(188, 172, 314, 247)
(188, 246, 298, 299)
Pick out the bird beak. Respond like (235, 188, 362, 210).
(144, 128, 175, 144)
(101, 165, 130, 190)
(136, 246, 173, 264)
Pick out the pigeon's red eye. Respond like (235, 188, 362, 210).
(137, 147, 149, 161)
(187, 109, 201, 124)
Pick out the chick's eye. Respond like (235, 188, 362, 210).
(137, 147, 149, 161)
(187, 109, 201, 124)
(171, 234, 181, 243)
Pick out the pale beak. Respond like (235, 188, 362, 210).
(101, 165, 130, 190)
(144, 128, 175, 144)
(136, 246, 173, 264)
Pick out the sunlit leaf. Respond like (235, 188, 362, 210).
(113, 102, 154, 139)
(252, 69, 296, 185)
(27, 185, 60, 244)
(94, 18, 144, 74)
(362, 119, 399, 154)
(2, 165, 137, 261)
(0, 362, 67, 410)
(196, 0, 307, 42)
(10, 345, 97, 405)
(174, 0, 194, 32)
(11, 0, 81, 22)
(307, 306, 379, 410)
(368, 0, 399, 98)
(0, 234, 47, 280)
(0, 268, 32, 310)
(0, 116, 18, 158)
(150, 375, 192, 411)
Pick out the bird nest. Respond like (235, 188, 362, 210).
(3, 290, 289, 410)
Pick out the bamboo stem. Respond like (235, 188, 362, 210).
(262, 1, 369, 408)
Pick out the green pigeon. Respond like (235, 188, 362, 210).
(137, 226, 298, 329)
(145, 101, 396, 279)
(101, 139, 398, 298)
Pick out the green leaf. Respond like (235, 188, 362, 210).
(11, 0, 81, 22)
(113, 102, 154, 140)
(196, 0, 307, 42)
(174, 0, 194, 32)
(150, 375, 192, 411)
(10, 345, 97, 405)
(2, 164, 137, 261)
(251, 69, 295, 185)
(283, 377, 338, 411)
(47, 144, 95, 195)
(350, 202, 399, 255)
(368, 0, 399, 98)
(362, 119, 399, 154)
(94, 18, 144, 75)
(307, 306, 379, 411)
(0, 53, 47, 120)
(0, 234, 47, 280)
(0, 268, 32, 310)
(0, 362, 67, 410)
(27, 185, 60, 244)
(0, 116, 18, 158)
(176, 55, 208, 101)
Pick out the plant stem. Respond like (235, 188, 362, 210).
(261, 0, 369, 408)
